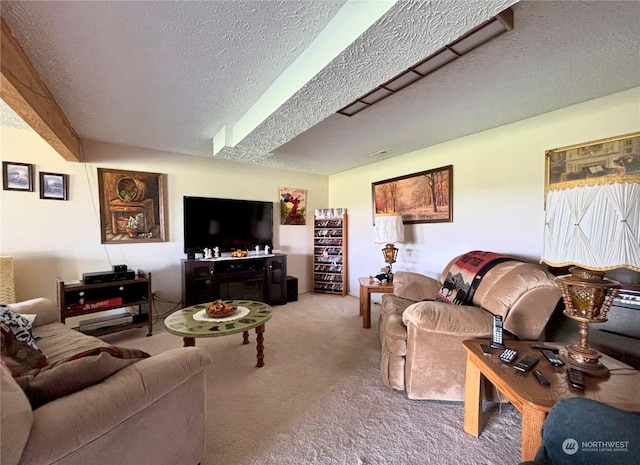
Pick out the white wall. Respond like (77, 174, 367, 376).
(0, 136, 328, 304)
(329, 87, 640, 299)
(2, 87, 638, 308)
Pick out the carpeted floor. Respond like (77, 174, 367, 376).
(103, 293, 522, 465)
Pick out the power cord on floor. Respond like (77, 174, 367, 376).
(151, 294, 183, 323)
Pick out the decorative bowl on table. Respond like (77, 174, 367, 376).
(230, 249, 248, 258)
(206, 300, 238, 318)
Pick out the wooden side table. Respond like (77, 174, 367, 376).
(462, 339, 640, 461)
(358, 277, 393, 329)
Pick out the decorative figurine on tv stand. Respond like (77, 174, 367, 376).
(213, 247, 220, 258)
(265, 245, 270, 255)
(203, 248, 213, 260)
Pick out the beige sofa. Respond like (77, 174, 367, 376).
(379, 252, 562, 401)
(1, 298, 211, 465)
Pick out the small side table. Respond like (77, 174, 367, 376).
(358, 277, 394, 329)
(462, 339, 640, 461)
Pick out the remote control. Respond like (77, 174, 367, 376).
(500, 348, 518, 363)
(540, 348, 565, 367)
(529, 344, 560, 353)
(567, 368, 585, 390)
(533, 369, 550, 387)
(514, 355, 539, 372)
(480, 344, 492, 356)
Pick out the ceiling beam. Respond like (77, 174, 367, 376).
(1, 16, 82, 162)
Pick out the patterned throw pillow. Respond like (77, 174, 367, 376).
(0, 323, 49, 376)
(0, 305, 39, 350)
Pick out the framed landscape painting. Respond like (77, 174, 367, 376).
(2, 162, 34, 191)
(372, 165, 453, 224)
(39, 172, 68, 200)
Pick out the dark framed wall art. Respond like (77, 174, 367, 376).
(39, 172, 68, 200)
(2, 162, 34, 192)
(372, 164, 453, 224)
(97, 168, 166, 243)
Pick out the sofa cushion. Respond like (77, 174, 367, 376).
(1, 323, 49, 376)
(31, 322, 112, 364)
(0, 305, 39, 350)
(478, 261, 557, 317)
(402, 300, 494, 336)
(392, 271, 442, 302)
(8, 297, 59, 327)
(16, 346, 150, 409)
(0, 361, 33, 465)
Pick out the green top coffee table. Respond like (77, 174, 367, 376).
(164, 300, 273, 367)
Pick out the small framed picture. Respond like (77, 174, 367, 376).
(39, 172, 69, 200)
(2, 162, 34, 191)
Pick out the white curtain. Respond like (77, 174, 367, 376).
(541, 182, 640, 271)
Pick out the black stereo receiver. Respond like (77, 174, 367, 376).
(82, 269, 135, 284)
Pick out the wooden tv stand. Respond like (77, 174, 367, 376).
(181, 253, 287, 307)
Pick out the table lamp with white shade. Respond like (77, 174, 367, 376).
(541, 180, 640, 376)
(374, 213, 405, 282)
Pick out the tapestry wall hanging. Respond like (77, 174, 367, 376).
(280, 187, 307, 225)
(372, 165, 453, 224)
(97, 168, 166, 243)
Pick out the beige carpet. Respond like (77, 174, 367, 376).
(103, 293, 522, 465)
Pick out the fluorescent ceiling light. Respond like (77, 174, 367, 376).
(412, 49, 458, 76)
(337, 8, 514, 117)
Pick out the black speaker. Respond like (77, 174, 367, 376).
(186, 248, 195, 259)
(287, 276, 298, 302)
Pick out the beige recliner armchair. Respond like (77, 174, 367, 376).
(379, 251, 562, 401)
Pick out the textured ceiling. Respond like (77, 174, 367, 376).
(1, 0, 639, 175)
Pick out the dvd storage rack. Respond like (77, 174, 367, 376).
(313, 209, 347, 295)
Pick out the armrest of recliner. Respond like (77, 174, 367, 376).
(8, 298, 59, 327)
(402, 300, 494, 337)
(393, 271, 442, 302)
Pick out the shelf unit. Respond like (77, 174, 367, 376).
(181, 254, 287, 307)
(313, 211, 348, 295)
(57, 270, 153, 337)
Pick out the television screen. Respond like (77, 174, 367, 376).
(183, 196, 273, 253)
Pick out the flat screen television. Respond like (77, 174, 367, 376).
(183, 196, 273, 253)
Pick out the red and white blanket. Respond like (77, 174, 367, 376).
(436, 251, 513, 305)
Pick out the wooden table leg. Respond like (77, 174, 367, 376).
(242, 330, 249, 345)
(359, 283, 366, 316)
(255, 324, 265, 367)
(463, 355, 485, 437)
(520, 405, 546, 462)
(363, 290, 372, 329)
(183, 337, 195, 347)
